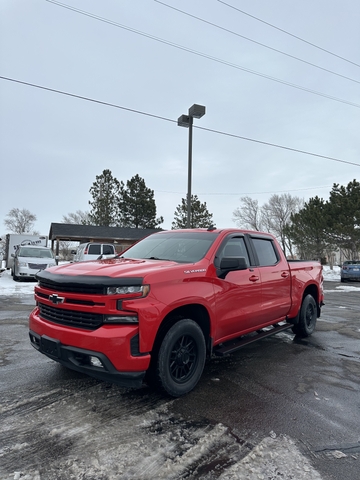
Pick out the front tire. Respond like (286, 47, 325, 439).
(292, 294, 317, 337)
(12, 266, 19, 281)
(156, 319, 206, 397)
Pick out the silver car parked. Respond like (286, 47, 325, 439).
(12, 245, 57, 281)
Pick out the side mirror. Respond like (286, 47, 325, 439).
(218, 256, 248, 279)
(71, 250, 77, 255)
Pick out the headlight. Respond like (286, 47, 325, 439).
(18, 261, 28, 267)
(106, 285, 150, 297)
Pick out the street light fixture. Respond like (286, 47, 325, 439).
(177, 104, 206, 228)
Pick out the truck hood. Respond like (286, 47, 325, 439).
(50, 257, 182, 278)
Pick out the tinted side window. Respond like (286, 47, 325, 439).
(252, 238, 278, 266)
(102, 245, 114, 255)
(88, 244, 101, 255)
(215, 237, 250, 268)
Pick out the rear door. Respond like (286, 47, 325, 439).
(250, 235, 291, 324)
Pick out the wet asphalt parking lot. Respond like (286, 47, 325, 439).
(0, 280, 359, 479)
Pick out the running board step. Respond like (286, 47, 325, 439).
(213, 323, 293, 356)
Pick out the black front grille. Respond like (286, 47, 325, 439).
(38, 303, 103, 330)
(38, 279, 105, 295)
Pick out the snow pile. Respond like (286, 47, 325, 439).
(322, 265, 340, 281)
(219, 433, 323, 480)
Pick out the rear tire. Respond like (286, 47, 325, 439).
(156, 319, 206, 397)
(293, 294, 317, 337)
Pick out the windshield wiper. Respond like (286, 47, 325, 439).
(145, 256, 170, 260)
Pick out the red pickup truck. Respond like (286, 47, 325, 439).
(29, 228, 324, 397)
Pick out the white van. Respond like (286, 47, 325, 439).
(72, 243, 116, 262)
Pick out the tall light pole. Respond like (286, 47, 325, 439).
(178, 104, 206, 228)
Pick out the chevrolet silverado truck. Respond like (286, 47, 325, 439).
(29, 228, 324, 397)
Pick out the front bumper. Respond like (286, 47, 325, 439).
(29, 330, 146, 388)
(29, 306, 151, 387)
(17, 265, 52, 279)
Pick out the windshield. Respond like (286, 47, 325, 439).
(121, 232, 218, 263)
(18, 247, 54, 259)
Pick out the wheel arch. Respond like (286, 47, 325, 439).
(152, 304, 211, 356)
(303, 283, 321, 317)
(288, 283, 321, 326)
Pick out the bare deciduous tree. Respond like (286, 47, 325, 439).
(232, 197, 264, 231)
(58, 241, 77, 261)
(4, 208, 38, 234)
(262, 194, 303, 257)
(62, 210, 91, 225)
(233, 194, 303, 256)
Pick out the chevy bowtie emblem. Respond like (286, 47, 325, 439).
(49, 294, 65, 304)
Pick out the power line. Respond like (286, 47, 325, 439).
(155, 0, 360, 85)
(45, 0, 360, 109)
(1, 75, 359, 168)
(0, 76, 175, 124)
(218, 0, 360, 69)
(1, 75, 360, 168)
(196, 125, 360, 167)
(156, 185, 334, 196)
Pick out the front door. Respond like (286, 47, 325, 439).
(213, 236, 263, 342)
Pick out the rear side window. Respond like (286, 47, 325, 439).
(252, 238, 279, 266)
(88, 244, 101, 255)
(102, 245, 114, 255)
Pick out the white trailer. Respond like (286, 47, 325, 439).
(4, 234, 48, 270)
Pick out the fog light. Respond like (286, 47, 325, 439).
(104, 314, 138, 324)
(89, 356, 103, 368)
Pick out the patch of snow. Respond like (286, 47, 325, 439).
(322, 265, 340, 282)
(0, 269, 36, 296)
(218, 434, 324, 480)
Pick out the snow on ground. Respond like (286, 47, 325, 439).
(0, 263, 358, 479)
(0, 269, 37, 296)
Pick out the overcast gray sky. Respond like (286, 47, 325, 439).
(1, 0, 359, 235)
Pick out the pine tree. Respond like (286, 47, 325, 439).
(327, 179, 360, 259)
(172, 195, 215, 229)
(285, 196, 333, 260)
(118, 174, 164, 228)
(88, 169, 120, 227)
